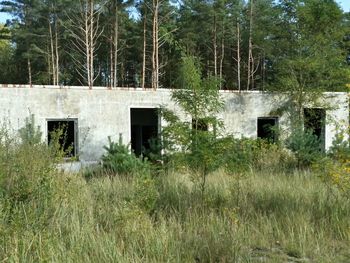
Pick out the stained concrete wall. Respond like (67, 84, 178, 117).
(0, 84, 348, 162)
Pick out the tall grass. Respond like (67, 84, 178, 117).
(0, 127, 349, 262)
(1, 170, 349, 262)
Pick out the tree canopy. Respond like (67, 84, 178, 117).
(0, 0, 349, 91)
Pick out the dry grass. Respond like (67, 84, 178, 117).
(1, 168, 349, 262)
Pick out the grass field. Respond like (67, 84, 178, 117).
(1, 167, 349, 262)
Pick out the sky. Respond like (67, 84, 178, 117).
(0, 0, 350, 23)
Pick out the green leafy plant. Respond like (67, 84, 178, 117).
(286, 127, 323, 168)
(0, 121, 56, 234)
(102, 135, 150, 176)
(328, 125, 350, 162)
(48, 123, 75, 160)
(161, 55, 224, 199)
(18, 114, 42, 145)
(133, 174, 159, 214)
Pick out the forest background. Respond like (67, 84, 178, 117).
(0, 0, 350, 91)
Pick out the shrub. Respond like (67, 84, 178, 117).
(133, 174, 159, 214)
(160, 55, 224, 199)
(315, 157, 350, 199)
(102, 135, 150, 176)
(328, 126, 350, 162)
(220, 137, 297, 175)
(48, 123, 75, 159)
(0, 123, 57, 235)
(18, 114, 42, 145)
(222, 137, 257, 174)
(253, 140, 296, 173)
(285, 128, 323, 168)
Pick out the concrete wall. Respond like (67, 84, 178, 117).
(0, 84, 348, 162)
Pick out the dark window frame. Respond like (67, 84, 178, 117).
(257, 117, 279, 143)
(46, 118, 78, 157)
(303, 108, 326, 150)
(130, 108, 160, 157)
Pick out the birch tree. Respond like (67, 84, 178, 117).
(66, 0, 103, 88)
(151, 0, 160, 90)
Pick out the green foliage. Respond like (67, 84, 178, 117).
(222, 137, 257, 174)
(0, 24, 14, 83)
(133, 175, 159, 214)
(286, 128, 323, 168)
(328, 125, 350, 162)
(222, 137, 296, 175)
(142, 137, 163, 164)
(0, 123, 349, 262)
(0, 0, 349, 90)
(268, 0, 350, 127)
(315, 126, 350, 199)
(18, 114, 42, 145)
(0, 123, 57, 238)
(162, 55, 224, 197)
(48, 123, 74, 159)
(172, 56, 224, 121)
(2, 167, 349, 262)
(102, 135, 150, 176)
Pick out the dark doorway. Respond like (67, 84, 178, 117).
(130, 108, 159, 157)
(257, 117, 278, 142)
(47, 119, 78, 157)
(304, 108, 326, 148)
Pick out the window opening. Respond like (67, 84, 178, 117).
(257, 117, 278, 142)
(47, 119, 77, 157)
(304, 108, 325, 149)
(130, 108, 159, 157)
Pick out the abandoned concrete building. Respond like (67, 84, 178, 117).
(0, 84, 348, 165)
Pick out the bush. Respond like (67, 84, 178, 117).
(0, 122, 55, 205)
(253, 140, 296, 173)
(222, 137, 257, 174)
(0, 123, 58, 236)
(328, 126, 350, 162)
(315, 157, 350, 199)
(18, 114, 42, 145)
(133, 174, 159, 214)
(217, 136, 298, 176)
(285, 128, 323, 168)
(101, 135, 150, 176)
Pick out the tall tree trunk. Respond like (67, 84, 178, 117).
(85, 1, 91, 88)
(152, 0, 159, 90)
(213, 15, 217, 77)
(89, 0, 94, 88)
(141, 14, 147, 89)
(55, 18, 59, 85)
(110, 40, 113, 87)
(237, 20, 241, 91)
(66, 0, 102, 87)
(251, 54, 255, 89)
(261, 54, 265, 90)
(49, 21, 56, 85)
(28, 58, 32, 86)
(113, 3, 118, 87)
(47, 44, 52, 84)
(219, 19, 225, 89)
(247, 0, 254, 90)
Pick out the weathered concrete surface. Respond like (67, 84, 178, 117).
(0, 84, 348, 162)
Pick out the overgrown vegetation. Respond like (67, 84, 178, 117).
(101, 135, 150, 176)
(1, 124, 350, 261)
(1, 105, 350, 262)
(1, 45, 350, 260)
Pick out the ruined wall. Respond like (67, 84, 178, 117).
(0, 84, 348, 163)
